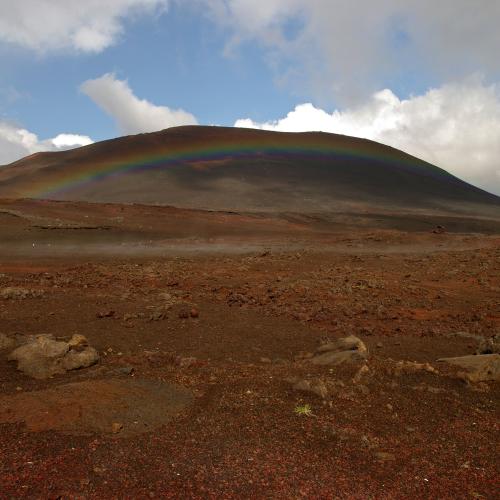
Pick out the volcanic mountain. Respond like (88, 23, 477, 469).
(0, 126, 499, 216)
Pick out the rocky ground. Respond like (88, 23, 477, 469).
(0, 199, 499, 498)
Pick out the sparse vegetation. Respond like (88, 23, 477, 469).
(294, 404, 314, 417)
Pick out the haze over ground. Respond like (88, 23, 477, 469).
(0, 1, 500, 195)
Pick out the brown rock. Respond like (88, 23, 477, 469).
(7, 334, 99, 379)
(68, 334, 88, 349)
(476, 334, 500, 355)
(311, 335, 368, 366)
(148, 311, 166, 321)
(8, 335, 69, 379)
(291, 378, 328, 399)
(0, 288, 43, 300)
(0, 333, 15, 350)
(310, 380, 329, 399)
(438, 354, 500, 382)
(96, 310, 115, 319)
(312, 349, 367, 366)
(111, 422, 123, 434)
(177, 356, 197, 368)
(353, 364, 370, 383)
(61, 347, 99, 371)
(316, 335, 367, 355)
(190, 308, 199, 318)
(375, 452, 396, 461)
(393, 360, 437, 376)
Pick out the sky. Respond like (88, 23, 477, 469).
(1, 0, 500, 195)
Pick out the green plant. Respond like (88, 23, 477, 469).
(294, 403, 314, 417)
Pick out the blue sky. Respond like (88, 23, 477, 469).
(0, 1, 500, 194)
(1, 5, 299, 141)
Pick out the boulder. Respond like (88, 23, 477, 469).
(7, 334, 99, 379)
(438, 354, 500, 382)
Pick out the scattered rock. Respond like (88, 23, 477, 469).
(273, 358, 287, 365)
(148, 311, 166, 321)
(392, 360, 437, 376)
(176, 356, 198, 368)
(356, 384, 370, 395)
(0, 333, 15, 350)
(290, 378, 328, 399)
(61, 347, 99, 371)
(68, 334, 88, 348)
(7, 334, 99, 379)
(311, 335, 368, 366)
(316, 335, 367, 354)
(111, 422, 123, 434)
(352, 364, 370, 383)
(96, 310, 115, 319)
(438, 354, 500, 382)
(294, 351, 314, 361)
(446, 331, 482, 341)
(374, 451, 396, 461)
(476, 334, 500, 355)
(115, 366, 134, 375)
(0, 287, 44, 300)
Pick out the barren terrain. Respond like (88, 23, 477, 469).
(1, 198, 499, 498)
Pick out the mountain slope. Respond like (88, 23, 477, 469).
(0, 126, 499, 216)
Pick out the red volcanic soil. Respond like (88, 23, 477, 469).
(0, 198, 499, 498)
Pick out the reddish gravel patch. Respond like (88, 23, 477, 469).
(0, 378, 193, 436)
(0, 199, 499, 498)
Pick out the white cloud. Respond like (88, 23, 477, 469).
(50, 134, 94, 148)
(235, 78, 500, 196)
(0, 0, 168, 53)
(202, 0, 500, 103)
(80, 73, 198, 134)
(0, 121, 93, 165)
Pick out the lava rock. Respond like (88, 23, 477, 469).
(438, 354, 500, 382)
(476, 334, 500, 355)
(0, 287, 44, 300)
(7, 334, 99, 379)
(311, 335, 368, 366)
(0, 333, 15, 351)
(290, 378, 328, 399)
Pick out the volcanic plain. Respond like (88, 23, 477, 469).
(0, 127, 499, 498)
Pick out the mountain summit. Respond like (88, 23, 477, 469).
(1, 126, 498, 216)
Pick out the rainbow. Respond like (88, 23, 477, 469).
(23, 130, 448, 199)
